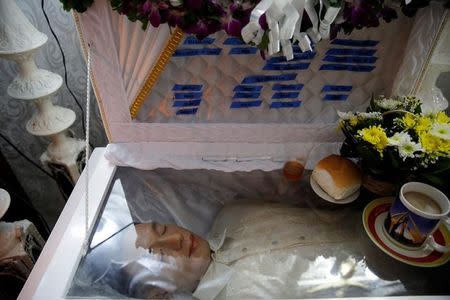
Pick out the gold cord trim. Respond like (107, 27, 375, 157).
(73, 11, 113, 143)
(411, 11, 449, 95)
(130, 27, 184, 119)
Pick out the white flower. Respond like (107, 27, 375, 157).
(170, 0, 183, 7)
(337, 111, 354, 120)
(357, 112, 382, 119)
(388, 132, 411, 146)
(398, 140, 423, 160)
(430, 123, 450, 140)
(377, 98, 401, 110)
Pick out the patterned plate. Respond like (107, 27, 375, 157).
(363, 197, 450, 267)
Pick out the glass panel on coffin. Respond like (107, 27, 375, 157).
(66, 167, 450, 299)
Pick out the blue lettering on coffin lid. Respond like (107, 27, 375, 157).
(323, 94, 349, 101)
(223, 37, 245, 45)
(183, 36, 215, 45)
(174, 92, 203, 99)
(176, 108, 198, 115)
(323, 55, 377, 64)
(272, 84, 304, 91)
(320, 64, 375, 72)
(326, 48, 376, 56)
(242, 73, 297, 84)
(229, 47, 258, 55)
(172, 84, 203, 91)
(173, 48, 222, 56)
(322, 85, 352, 92)
(331, 39, 379, 47)
(173, 99, 202, 107)
(263, 63, 310, 71)
(272, 92, 299, 99)
(270, 101, 301, 108)
(230, 100, 262, 108)
(267, 52, 315, 63)
(233, 92, 260, 99)
(233, 85, 263, 92)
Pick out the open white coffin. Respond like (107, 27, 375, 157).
(20, 1, 450, 299)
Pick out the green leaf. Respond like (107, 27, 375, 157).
(257, 30, 270, 51)
(421, 174, 448, 190)
(128, 11, 138, 22)
(368, 93, 376, 112)
(141, 21, 148, 31)
(340, 139, 358, 157)
(386, 150, 400, 169)
(423, 158, 450, 174)
(328, 0, 343, 7)
(110, 0, 122, 9)
(60, 0, 94, 12)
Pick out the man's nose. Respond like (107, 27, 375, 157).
(150, 233, 183, 251)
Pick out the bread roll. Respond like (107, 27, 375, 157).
(312, 155, 362, 200)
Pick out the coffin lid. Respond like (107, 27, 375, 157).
(73, 0, 447, 170)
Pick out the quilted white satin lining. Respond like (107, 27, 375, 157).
(75, 0, 445, 144)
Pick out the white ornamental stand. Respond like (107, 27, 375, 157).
(0, 0, 85, 184)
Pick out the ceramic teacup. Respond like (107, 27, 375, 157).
(384, 182, 450, 252)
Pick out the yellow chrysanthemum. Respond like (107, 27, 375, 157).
(349, 116, 358, 127)
(402, 114, 416, 129)
(419, 132, 450, 156)
(415, 115, 433, 133)
(436, 111, 450, 124)
(358, 125, 388, 155)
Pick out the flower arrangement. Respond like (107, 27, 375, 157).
(60, 0, 443, 47)
(63, 0, 257, 40)
(339, 95, 450, 194)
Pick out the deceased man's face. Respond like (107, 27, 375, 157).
(134, 222, 211, 266)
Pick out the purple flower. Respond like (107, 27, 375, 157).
(185, 0, 202, 11)
(168, 9, 186, 27)
(223, 17, 242, 37)
(229, 2, 239, 12)
(138, 1, 168, 27)
(150, 10, 162, 27)
(139, 0, 152, 15)
(259, 49, 266, 60)
(116, 1, 133, 15)
(221, 3, 253, 37)
(343, 0, 383, 29)
(330, 24, 341, 40)
(343, 6, 365, 28)
(185, 19, 220, 40)
(259, 14, 268, 30)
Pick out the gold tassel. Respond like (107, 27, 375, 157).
(130, 27, 184, 119)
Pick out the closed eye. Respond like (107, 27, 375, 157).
(152, 223, 167, 236)
(156, 224, 167, 236)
